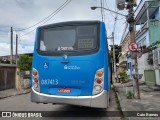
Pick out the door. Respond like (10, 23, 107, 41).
(144, 70, 156, 86)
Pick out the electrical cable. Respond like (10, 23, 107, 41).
(19, 0, 72, 38)
(105, 0, 116, 19)
(40, 0, 72, 26)
(14, 0, 70, 32)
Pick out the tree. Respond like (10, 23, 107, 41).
(18, 55, 32, 71)
(109, 44, 121, 63)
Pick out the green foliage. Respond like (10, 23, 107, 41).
(138, 40, 160, 58)
(109, 44, 121, 63)
(118, 71, 128, 83)
(127, 91, 134, 99)
(18, 55, 32, 71)
(119, 71, 128, 79)
(148, 40, 160, 50)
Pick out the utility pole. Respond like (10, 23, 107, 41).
(10, 27, 13, 64)
(112, 32, 117, 82)
(127, 0, 140, 99)
(16, 34, 18, 65)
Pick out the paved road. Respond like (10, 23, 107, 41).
(0, 89, 121, 120)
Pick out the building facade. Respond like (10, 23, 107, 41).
(119, 32, 133, 79)
(135, 0, 160, 86)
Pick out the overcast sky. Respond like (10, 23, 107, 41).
(0, 0, 140, 56)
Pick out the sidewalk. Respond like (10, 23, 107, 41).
(0, 88, 30, 99)
(114, 81, 160, 119)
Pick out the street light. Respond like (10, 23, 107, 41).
(90, 6, 127, 17)
(90, 6, 126, 82)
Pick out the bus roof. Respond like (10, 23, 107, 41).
(38, 20, 101, 29)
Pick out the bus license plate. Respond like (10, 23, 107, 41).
(58, 88, 71, 93)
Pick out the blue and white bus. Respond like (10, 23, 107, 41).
(31, 21, 111, 109)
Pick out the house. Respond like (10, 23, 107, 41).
(135, 0, 160, 86)
(119, 32, 133, 79)
(0, 53, 33, 91)
(0, 53, 33, 64)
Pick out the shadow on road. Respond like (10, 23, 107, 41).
(42, 105, 122, 117)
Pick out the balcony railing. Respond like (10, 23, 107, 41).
(136, 21, 148, 37)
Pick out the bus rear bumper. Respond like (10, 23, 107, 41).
(31, 88, 108, 108)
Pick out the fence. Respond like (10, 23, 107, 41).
(0, 64, 17, 91)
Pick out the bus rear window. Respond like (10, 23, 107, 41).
(38, 25, 98, 54)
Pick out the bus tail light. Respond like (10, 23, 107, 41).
(34, 78, 39, 83)
(95, 78, 102, 84)
(32, 70, 38, 76)
(96, 71, 103, 77)
(94, 85, 102, 91)
(32, 68, 40, 92)
(92, 68, 104, 95)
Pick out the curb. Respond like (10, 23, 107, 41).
(0, 90, 31, 100)
(115, 92, 125, 117)
(113, 84, 126, 118)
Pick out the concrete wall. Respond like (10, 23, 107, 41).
(15, 68, 20, 90)
(15, 68, 30, 89)
(138, 52, 154, 81)
(155, 70, 160, 85)
(138, 47, 160, 85)
(148, 19, 160, 45)
(153, 47, 160, 85)
(20, 71, 30, 89)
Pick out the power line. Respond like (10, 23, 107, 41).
(14, 0, 70, 32)
(19, 0, 72, 38)
(117, 16, 125, 20)
(105, 0, 116, 19)
(19, 28, 36, 38)
(40, 0, 72, 26)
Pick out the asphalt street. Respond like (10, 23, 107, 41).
(0, 89, 121, 120)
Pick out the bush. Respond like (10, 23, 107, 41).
(118, 71, 128, 83)
(18, 55, 32, 71)
(127, 91, 134, 99)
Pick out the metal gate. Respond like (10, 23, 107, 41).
(0, 64, 17, 91)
